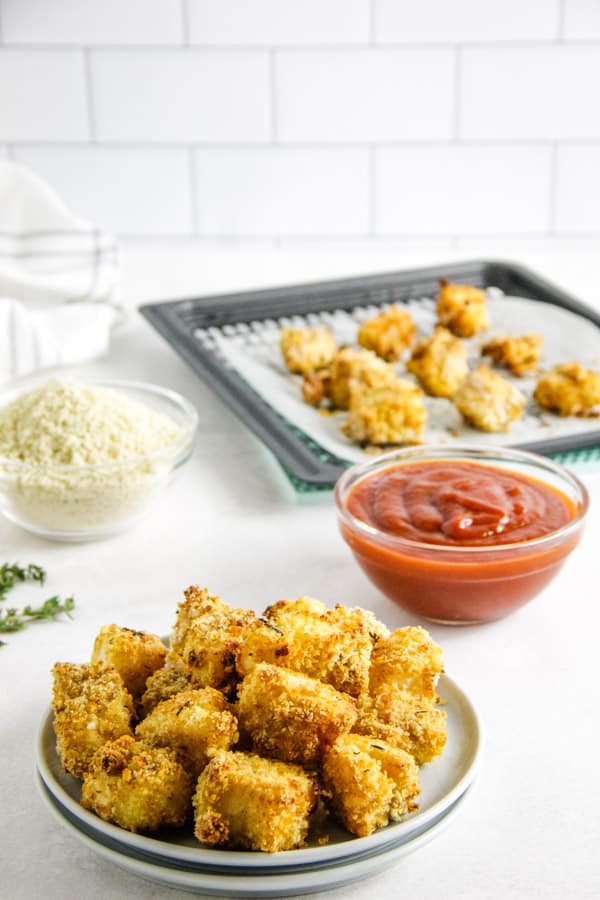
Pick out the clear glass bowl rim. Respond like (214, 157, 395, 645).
(0, 377, 198, 472)
(334, 444, 590, 556)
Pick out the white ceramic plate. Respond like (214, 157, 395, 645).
(37, 771, 476, 897)
(37, 674, 482, 871)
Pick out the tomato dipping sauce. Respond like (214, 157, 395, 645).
(335, 448, 588, 624)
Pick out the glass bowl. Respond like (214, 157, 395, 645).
(0, 377, 198, 542)
(334, 445, 589, 625)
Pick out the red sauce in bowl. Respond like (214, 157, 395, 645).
(337, 458, 586, 624)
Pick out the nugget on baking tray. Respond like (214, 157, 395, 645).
(140, 660, 190, 717)
(193, 750, 320, 852)
(454, 365, 525, 432)
(369, 626, 444, 701)
(280, 326, 337, 376)
(357, 305, 416, 362)
(436, 278, 489, 338)
(342, 378, 427, 446)
(90, 624, 167, 700)
(135, 687, 239, 776)
(170, 586, 255, 698)
(534, 362, 600, 416)
(322, 733, 420, 838)
(353, 686, 447, 766)
(236, 597, 388, 697)
(406, 326, 468, 398)
(80, 735, 193, 833)
(237, 663, 357, 769)
(327, 347, 396, 410)
(52, 663, 134, 778)
(481, 333, 542, 377)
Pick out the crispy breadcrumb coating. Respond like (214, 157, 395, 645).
(52, 662, 134, 778)
(140, 661, 190, 717)
(357, 306, 416, 362)
(481, 333, 542, 377)
(301, 369, 331, 407)
(407, 326, 468, 398)
(354, 687, 447, 766)
(342, 378, 426, 446)
(322, 733, 419, 838)
(534, 362, 600, 416)
(328, 347, 396, 410)
(170, 586, 255, 698)
(90, 624, 167, 699)
(193, 750, 320, 852)
(237, 663, 357, 769)
(236, 597, 388, 697)
(369, 626, 444, 701)
(454, 365, 525, 432)
(280, 327, 337, 376)
(436, 279, 489, 338)
(136, 687, 239, 776)
(80, 735, 193, 833)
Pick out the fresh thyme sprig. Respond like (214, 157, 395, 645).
(0, 563, 75, 645)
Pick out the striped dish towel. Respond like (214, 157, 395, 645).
(0, 160, 120, 384)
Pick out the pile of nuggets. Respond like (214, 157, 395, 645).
(52, 588, 447, 852)
(280, 278, 600, 445)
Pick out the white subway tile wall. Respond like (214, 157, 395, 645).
(0, 0, 598, 241)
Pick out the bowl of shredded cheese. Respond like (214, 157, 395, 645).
(0, 376, 198, 541)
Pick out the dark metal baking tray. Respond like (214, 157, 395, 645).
(140, 259, 600, 491)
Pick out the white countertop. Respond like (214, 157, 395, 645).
(2, 243, 600, 900)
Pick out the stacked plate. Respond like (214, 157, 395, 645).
(36, 674, 482, 897)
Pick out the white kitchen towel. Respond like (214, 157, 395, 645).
(0, 160, 121, 384)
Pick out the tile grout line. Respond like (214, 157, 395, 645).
(83, 47, 97, 142)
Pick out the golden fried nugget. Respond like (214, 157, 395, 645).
(301, 369, 330, 407)
(407, 326, 469, 398)
(136, 687, 238, 776)
(280, 326, 337, 376)
(369, 626, 444, 701)
(328, 347, 396, 410)
(81, 735, 193, 833)
(90, 624, 167, 699)
(354, 687, 447, 766)
(52, 663, 134, 778)
(237, 663, 357, 768)
(454, 365, 525, 432)
(482, 333, 542, 377)
(140, 661, 190, 717)
(322, 733, 419, 838)
(194, 750, 319, 852)
(436, 279, 489, 337)
(236, 597, 388, 697)
(357, 306, 416, 362)
(170, 586, 255, 698)
(342, 378, 426, 446)
(534, 362, 600, 416)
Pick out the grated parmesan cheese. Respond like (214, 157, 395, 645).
(0, 378, 186, 538)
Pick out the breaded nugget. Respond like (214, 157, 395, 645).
(140, 661, 190, 717)
(237, 663, 357, 768)
(407, 326, 468, 398)
(52, 663, 134, 778)
(482, 333, 542, 377)
(301, 369, 331, 407)
(454, 365, 525, 432)
(280, 326, 337, 376)
(90, 624, 167, 699)
(328, 347, 396, 410)
(342, 378, 426, 446)
(236, 597, 388, 697)
(369, 626, 444, 701)
(322, 733, 419, 838)
(357, 305, 416, 362)
(194, 750, 320, 852)
(354, 687, 447, 766)
(534, 362, 600, 416)
(170, 586, 255, 698)
(136, 687, 239, 776)
(436, 279, 489, 337)
(81, 735, 193, 833)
